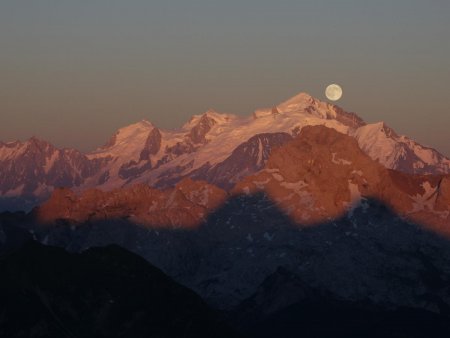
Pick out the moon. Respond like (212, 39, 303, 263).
(325, 84, 343, 101)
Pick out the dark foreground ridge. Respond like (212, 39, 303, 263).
(0, 240, 237, 338)
(233, 267, 450, 338)
(1, 238, 450, 338)
(2, 192, 450, 337)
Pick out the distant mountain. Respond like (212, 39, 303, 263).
(34, 125, 450, 232)
(1, 92, 449, 211)
(0, 240, 237, 338)
(0, 138, 106, 210)
(4, 124, 445, 315)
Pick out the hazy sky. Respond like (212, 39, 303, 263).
(1, 0, 449, 155)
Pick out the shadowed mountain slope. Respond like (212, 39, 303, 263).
(2, 193, 450, 337)
(0, 240, 237, 338)
(234, 267, 450, 338)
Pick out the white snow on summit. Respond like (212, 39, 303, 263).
(82, 92, 450, 191)
(89, 120, 155, 160)
(1, 91, 449, 208)
(353, 121, 450, 174)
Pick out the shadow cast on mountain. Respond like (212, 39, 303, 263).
(2, 192, 450, 337)
(3, 193, 450, 304)
(0, 196, 41, 213)
(236, 273, 450, 338)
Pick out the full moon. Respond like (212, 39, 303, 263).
(325, 84, 343, 101)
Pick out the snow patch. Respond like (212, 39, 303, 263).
(346, 181, 363, 217)
(3, 184, 25, 197)
(331, 152, 352, 165)
(271, 173, 284, 182)
(263, 232, 274, 241)
(280, 180, 309, 197)
(252, 178, 271, 189)
(44, 151, 60, 174)
(410, 181, 437, 212)
(257, 138, 264, 166)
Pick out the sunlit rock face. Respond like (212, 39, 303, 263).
(233, 125, 449, 231)
(35, 178, 227, 229)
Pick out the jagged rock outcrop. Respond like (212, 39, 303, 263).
(139, 127, 162, 160)
(188, 112, 217, 144)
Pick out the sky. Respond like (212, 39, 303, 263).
(0, 0, 449, 155)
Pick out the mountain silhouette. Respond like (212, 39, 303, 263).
(0, 240, 238, 338)
(3, 193, 450, 337)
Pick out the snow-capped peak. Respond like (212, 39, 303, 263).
(283, 92, 315, 103)
(1, 90, 449, 213)
(182, 110, 235, 131)
(120, 119, 155, 134)
(353, 121, 450, 174)
(358, 121, 398, 138)
(277, 92, 316, 112)
(95, 120, 155, 152)
(119, 119, 154, 135)
(0, 140, 20, 147)
(276, 92, 340, 120)
(27, 136, 52, 147)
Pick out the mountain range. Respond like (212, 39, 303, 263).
(17, 123, 446, 309)
(33, 125, 450, 233)
(2, 91, 450, 337)
(1, 92, 449, 211)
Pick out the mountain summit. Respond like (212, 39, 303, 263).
(1, 91, 449, 211)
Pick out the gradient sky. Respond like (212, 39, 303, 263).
(1, 0, 449, 155)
